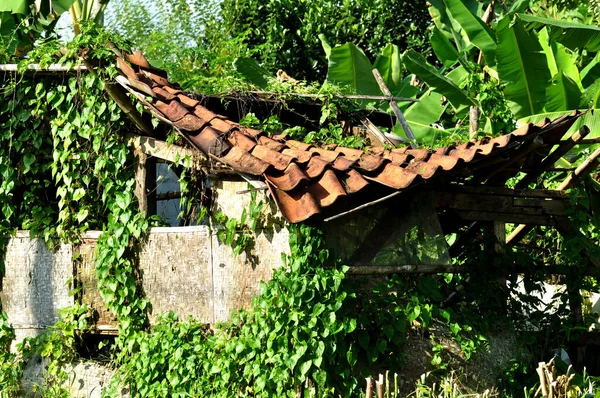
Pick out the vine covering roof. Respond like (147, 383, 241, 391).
(112, 49, 581, 223)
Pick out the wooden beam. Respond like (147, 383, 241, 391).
(508, 146, 600, 245)
(453, 210, 555, 225)
(347, 264, 468, 275)
(557, 146, 600, 190)
(442, 184, 566, 199)
(0, 64, 88, 72)
(361, 118, 395, 147)
(515, 126, 590, 189)
(434, 192, 569, 216)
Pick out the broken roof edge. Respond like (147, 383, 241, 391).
(101, 49, 585, 223)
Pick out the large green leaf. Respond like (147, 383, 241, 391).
(496, 17, 550, 119)
(427, 0, 468, 52)
(402, 90, 449, 145)
(538, 27, 582, 89)
(325, 43, 380, 95)
(233, 57, 270, 89)
(581, 53, 600, 88)
(544, 72, 583, 112)
(443, 0, 497, 66)
(580, 78, 600, 109)
(318, 34, 332, 59)
(52, 0, 76, 15)
(373, 44, 403, 93)
(430, 27, 459, 68)
(403, 50, 475, 112)
(0, 0, 28, 14)
(520, 109, 600, 138)
(517, 13, 600, 53)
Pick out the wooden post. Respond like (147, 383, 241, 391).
(469, 106, 479, 140)
(376, 374, 384, 398)
(372, 69, 417, 145)
(365, 377, 374, 398)
(134, 147, 157, 216)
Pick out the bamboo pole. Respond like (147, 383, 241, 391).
(372, 69, 417, 145)
(246, 90, 419, 103)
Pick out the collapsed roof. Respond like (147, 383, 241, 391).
(111, 49, 582, 223)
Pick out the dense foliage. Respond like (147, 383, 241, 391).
(1, 0, 600, 396)
(219, 0, 432, 82)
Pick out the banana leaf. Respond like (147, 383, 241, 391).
(520, 109, 600, 138)
(0, 0, 28, 14)
(233, 58, 270, 89)
(373, 44, 403, 94)
(581, 53, 600, 88)
(496, 17, 550, 119)
(403, 50, 475, 112)
(401, 90, 449, 145)
(517, 13, 600, 53)
(544, 72, 583, 112)
(325, 43, 381, 96)
(538, 27, 582, 89)
(430, 27, 459, 68)
(443, 0, 497, 67)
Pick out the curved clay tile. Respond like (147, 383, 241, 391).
(341, 169, 370, 194)
(220, 146, 270, 175)
(258, 136, 286, 152)
(265, 163, 309, 191)
(251, 145, 294, 171)
(366, 163, 419, 189)
(282, 148, 315, 164)
(309, 169, 347, 207)
(304, 157, 330, 179)
(266, 182, 320, 223)
(228, 130, 257, 152)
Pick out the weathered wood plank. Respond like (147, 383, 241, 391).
(441, 185, 566, 198)
(434, 192, 569, 216)
(453, 210, 555, 225)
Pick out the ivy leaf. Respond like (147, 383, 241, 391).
(346, 344, 357, 366)
(299, 359, 312, 377)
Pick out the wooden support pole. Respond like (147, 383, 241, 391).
(372, 69, 417, 145)
(469, 106, 479, 140)
(508, 146, 600, 245)
(134, 147, 156, 216)
(557, 146, 600, 191)
(361, 118, 396, 147)
(515, 126, 590, 189)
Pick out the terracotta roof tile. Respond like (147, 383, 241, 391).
(251, 145, 294, 171)
(221, 146, 270, 175)
(228, 130, 257, 152)
(265, 163, 309, 191)
(304, 157, 330, 179)
(187, 126, 229, 156)
(331, 156, 356, 172)
(341, 169, 370, 194)
(267, 183, 320, 223)
(282, 148, 315, 164)
(309, 169, 347, 207)
(258, 136, 285, 152)
(114, 50, 583, 223)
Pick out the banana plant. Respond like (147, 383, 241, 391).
(0, 0, 107, 55)
(409, 0, 600, 139)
